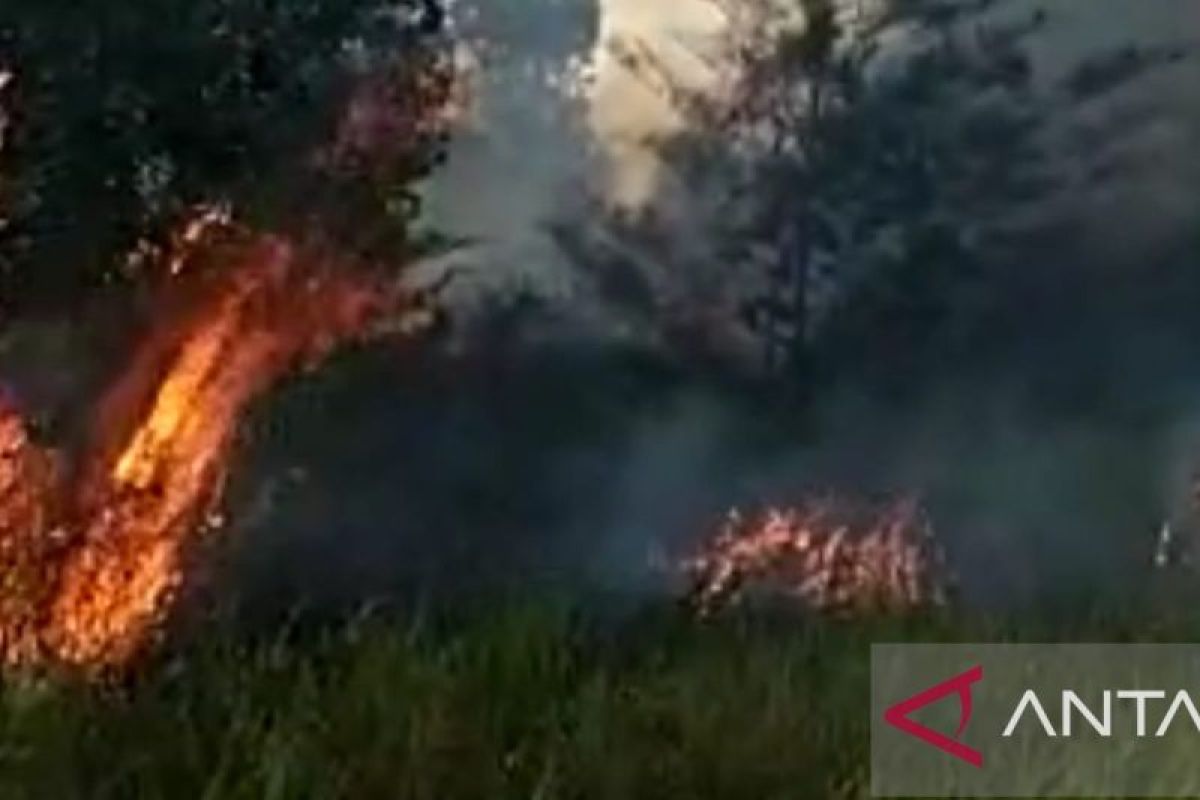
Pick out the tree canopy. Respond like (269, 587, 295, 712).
(0, 0, 449, 315)
(559, 0, 1189, 397)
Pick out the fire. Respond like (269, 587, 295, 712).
(0, 213, 432, 670)
(682, 496, 951, 617)
(0, 397, 63, 665)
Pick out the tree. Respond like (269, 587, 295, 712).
(0, 0, 451, 316)
(710, 0, 1186, 392)
(563, 0, 1187, 395)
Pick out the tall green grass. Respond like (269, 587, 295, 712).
(0, 602, 1192, 799)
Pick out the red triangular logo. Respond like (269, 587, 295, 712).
(883, 664, 983, 767)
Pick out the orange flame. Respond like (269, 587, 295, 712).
(682, 496, 951, 617)
(0, 399, 63, 664)
(0, 213, 430, 670)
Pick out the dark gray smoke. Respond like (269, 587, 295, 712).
(203, 0, 1200, 618)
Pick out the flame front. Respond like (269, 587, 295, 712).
(0, 400, 62, 664)
(0, 219, 425, 670)
(682, 496, 951, 617)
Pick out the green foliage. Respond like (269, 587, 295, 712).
(0, 602, 1195, 799)
(0, 607, 851, 799)
(0, 0, 448, 314)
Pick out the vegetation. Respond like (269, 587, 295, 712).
(0, 0, 1196, 797)
(2, 601, 1189, 800)
(0, 0, 449, 314)
(559, 0, 1188, 396)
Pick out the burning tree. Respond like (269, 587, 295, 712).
(0, 210, 441, 671)
(0, 1, 459, 672)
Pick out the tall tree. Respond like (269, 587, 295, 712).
(563, 0, 1187, 394)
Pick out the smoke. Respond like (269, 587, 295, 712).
(420, 0, 597, 300)
(6, 1, 1197, 626)
(421, 0, 732, 302)
(587, 0, 729, 206)
(203, 0, 1200, 621)
(1021, 0, 1200, 257)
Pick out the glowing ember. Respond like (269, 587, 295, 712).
(682, 496, 951, 617)
(0, 214, 432, 670)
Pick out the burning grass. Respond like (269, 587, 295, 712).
(682, 496, 952, 618)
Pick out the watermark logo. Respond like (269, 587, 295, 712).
(882, 664, 983, 767)
(871, 644, 1200, 797)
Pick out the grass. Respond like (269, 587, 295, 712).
(0, 600, 1192, 799)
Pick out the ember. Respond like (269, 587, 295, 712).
(682, 496, 951, 617)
